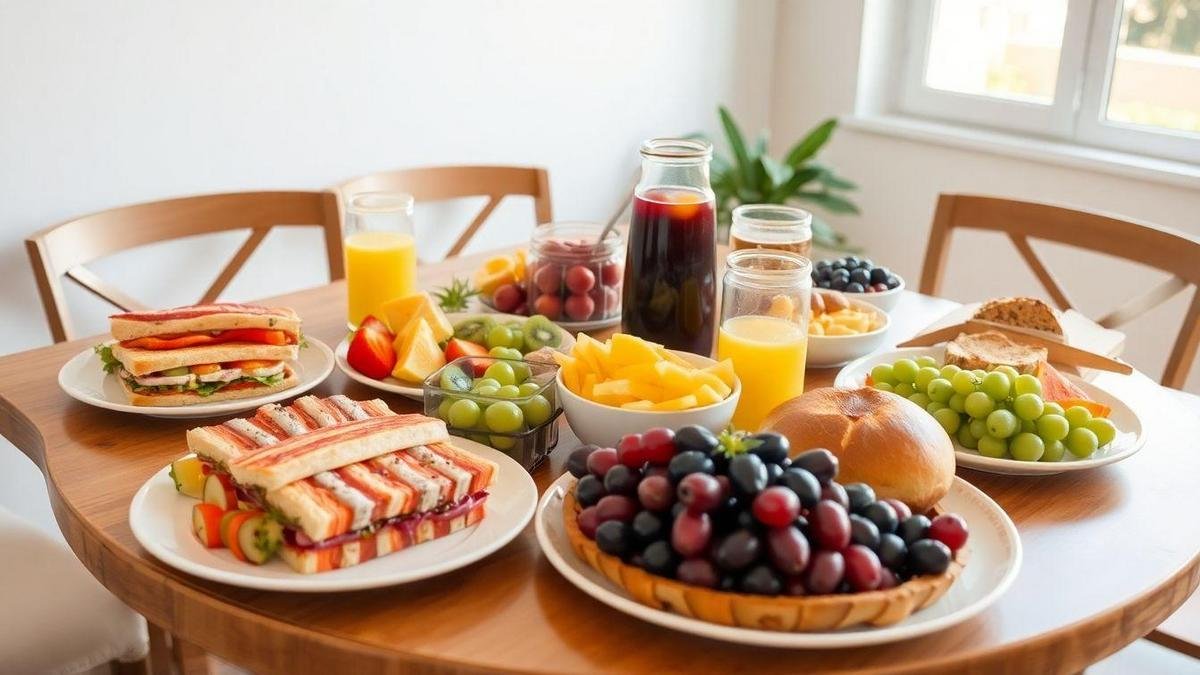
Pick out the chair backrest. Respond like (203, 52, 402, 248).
(920, 193, 1200, 389)
(26, 190, 344, 343)
(337, 165, 552, 259)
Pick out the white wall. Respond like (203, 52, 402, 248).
(0, 0, 775, 533)
(771, 0, 1200, 393)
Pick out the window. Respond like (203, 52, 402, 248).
(899, 0, 1200, 163)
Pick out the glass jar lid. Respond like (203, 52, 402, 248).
(639, 138, 712, 161)
(731, 204, 813, 241)
(529, 221, 623, 263)
(347, 191, 414, 214)
(724, 249, 812, 290)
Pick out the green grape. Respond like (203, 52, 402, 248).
(1085, 418, 1117, 447)
(1020, 418, 1037, 433)
(495, 385, 521, 399)
(447, 399, 482, 428)
(926, 401, 947, 414)
(915, 366, 941, 392)
(908, 392, 931, 408)
(1065, 427, 1098, 458)
(977, 435, 1008, 458)
(520, 395, 553, 426)
(490, 435, 517, 450)
(957, 424, 979, 449)
(986, 409, 1018, 438)
(948, 393, 967, 413)
(488, 346, 510, 357)
(981, 371, 1011, 401)
(927, 378, 954, 403)
(939, 364, 962, 380)
(972, 369, 987, 380)
(511, 360, 532, 384)
(437, 397, 455, 421)
(486, 324, 518, 349)
(473, 385, 500, 398)
(1013, 374, 1042, 397)
(484, 401, 524, 433)
(871, 363, 896, 385)
(1064, 405, 1093, 429)
(472, 377, 501, 392)
(968, 418, 988, 439)
(503, 347, 524, 360)
(518, 382, 541, 397)
(992, 365, 1020, 381)
(892, 358, 918, 383)
(469, 433, 490, 445)
(1012, 393, 1044, 421)
(1035, 414, 1069, 442)
(874, 382, 895, 393)
(484, 361, 516, 386)
(952, 370, 979, 396)
(915, 355, 939, 369)
(964, 391, 995, 418)
(1043, 401, 1065, 417)
(933, 407, 961, 435)
(1041, 440, 1066, 462)
(894, 382, 915, 397)
(1010, 432, 1045, 462)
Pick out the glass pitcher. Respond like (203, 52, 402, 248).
(344, 192, 416, 329)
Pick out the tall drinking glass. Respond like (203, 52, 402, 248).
(344, 192, 417, 328)
(716, 249, 812, 430)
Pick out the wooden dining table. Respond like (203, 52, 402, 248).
(1, 247, 1198, 674)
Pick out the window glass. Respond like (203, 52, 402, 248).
(1106, 0, 1200, 133)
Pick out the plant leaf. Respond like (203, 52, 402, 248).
(759, 155, 793, 187)
(811, 163, 858, 190)
(796, 190, 860, 215)
(752, 130, 769, 159)
(766, 166, 820, 203)
(718, 106, 756, 189)
(783, 118, 838, 168)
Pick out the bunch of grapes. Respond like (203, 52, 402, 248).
(870, 357, 1118, 462)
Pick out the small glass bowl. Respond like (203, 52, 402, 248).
(423, 356, 562, 471)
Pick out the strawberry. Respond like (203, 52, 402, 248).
(360, 314, 394, 338)
(347, 324, 396, 379)
(444, 338, 490, 375)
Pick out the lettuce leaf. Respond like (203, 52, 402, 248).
(94, 344, 121, 374)
(244, 373, 284, 387)
(194, 381, 229, 397)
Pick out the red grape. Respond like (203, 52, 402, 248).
(534, 265, 562, 295)
(677, 473, 723, 514)
(532, 293, 562, 320)
(586, 447, 618, 478)
(616, 433, 645, 467)
(491, 283, 523, 313)
(565, 265, 596, 294)
(843, 544, 882, 591)
(752, 487, 801, 528)
(810, 500, 851, 551)
(928, 514, 969, 552)
(671, 512, 712, 558)
(600, 262, 622, 286)
(594, 495, 637, 524)
(882, 498, 912, 522)
(804, 550, 845, 594)
(643, 465, 670, 481)
(565, 293, 595, 321)
(640, 427, 677, 465)
(820, 481, 850, 509)
(637, 474, 674, 512)
(676, 558, 719, 588)
(577, 506, 600, 539)
(878, 567, 898, 590)
(784, 575, 808, 596)
(766, 526, 810, 575)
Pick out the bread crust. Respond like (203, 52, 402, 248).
(111, 342, 298, 376)
(973, 297, 1062, 336)
(110, 307, 301, 341)
(118, 366, 299, 407)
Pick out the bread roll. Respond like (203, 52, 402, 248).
(760, 387, 954, 512)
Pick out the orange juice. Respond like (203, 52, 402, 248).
(717, 314, 808, 430)
(345, 231, 417, 327)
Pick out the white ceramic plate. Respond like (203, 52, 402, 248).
(58, 338, 335, 419)
(129, 438, 537, 592)
(477, 298, 620, 332)
(536, 472, 1021, 648)
(336, 312, 575, 400)
(835, 346, 1146, 475)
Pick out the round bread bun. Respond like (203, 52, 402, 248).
(760, 387, 954, 512)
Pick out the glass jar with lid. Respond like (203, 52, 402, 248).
(729, 204, 813, 258)
(526, 222, 624, 325)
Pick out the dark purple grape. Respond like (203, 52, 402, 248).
(640, 540, 676, 576)
(908, 539, 952, 575)
(674, 425, 719, 455)
(766, 526, 810, 576)
(844, 483, 875, 513)
(595, 520, 633, 556)
(712, 497, 741, 533)
(671, 512, 712, 558)
(862, 501, 899, 534)
(735, 509, 763, 533)
(739, 565, 782, 595)
(794, 514, 809, 532)
(748, 432, 790, 464)
(846, 282, 865, 293)
(643, 465, 671, 481)
(632, 510, 667, 543)
(765, 462, 784, 485)
(566, 445, 599, 478)
(667, 451, 715, 483)
(843, 544, 882, 591)
(792, 449, 838, 484)
(714, 528, 761, 571)
(719, 575, 738, 591)
(882, 498, 912, 521)
(594, 495, 637, 524)
(898, 515, 932, 545)
(886, 275, 901, 290)
(677, 473, 723, 514)
(811, 500, 851, 551)
(804, 550, 845, 594)
(671, 502, 686, 519)
(878, 567, 898, 589)
(870, 266, 890, 285)
(849, 268, 871, 286)
(637, 474, 673, 512)
(877, 533, 907, 570)
(676, 558, 719, 588)
(602, 464, 639, 496)
(577, 506, 600, 539)
(821, 481, 850, 510)
(778, 468, 821, 507)
(849, 514, 880, 549)
(575, 475, 606, 507)
(729, 453, 768, 496)
(784, 575, 807, 596)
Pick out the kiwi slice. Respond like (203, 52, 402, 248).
(522, 315, 562, 351)
(453, 316, 498, 345)
(439, 364, 473, 392)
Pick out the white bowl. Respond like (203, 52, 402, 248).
(556, 351, 741, 448)
(844, 274, 904, 312)
(807, 299, 891, 368)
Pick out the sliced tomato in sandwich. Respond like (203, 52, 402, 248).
(347, 322, 397, 380)
(120, 328, 290, 350)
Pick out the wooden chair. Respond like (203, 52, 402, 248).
(920, 194, 1200, 390)
(26, 191, 344, 343)
(337, 165, 552, 259)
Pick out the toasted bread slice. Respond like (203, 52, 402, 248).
(111, 342, 298, 376)
(972, 297, 1062, 336)
(944, 331, 1047, 374)
(110, 304, 301, 341)
(118, 365, 299, 407)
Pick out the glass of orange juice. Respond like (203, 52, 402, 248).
(716, 249, 812, 430)
(345, 192, 417, 328)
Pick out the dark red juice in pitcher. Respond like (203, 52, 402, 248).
(622, 188, 717, 355)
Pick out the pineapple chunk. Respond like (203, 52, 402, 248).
(560, 361, 581, 394)
(657, 348, 695, 369)
(593, 379, 665, 403)
(620, 400, 656, 411)
(693, 371, 732, 398)
(582, 373, 599, 400)
(693, 384, 724, 407)
(382, 292, 453, 343)
(391, 318, 446, 382)
(613, 363, 658, 381)
(653, 361, 698, 393)
(610, 333, 662, 365)
(704, 359, 737, 388)
(653, 395, 699, 411)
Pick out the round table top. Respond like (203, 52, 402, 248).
(2, 266, 1198, 674)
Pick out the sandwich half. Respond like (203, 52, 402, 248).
(98, 303, 302, 406)
(186, 395, 497, 573)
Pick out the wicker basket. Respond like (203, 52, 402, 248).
(563, 484, 968, 632)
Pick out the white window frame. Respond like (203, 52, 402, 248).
(896, 0, 1200, 164)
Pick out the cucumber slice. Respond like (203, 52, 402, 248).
(162, 366, 190, 377)
(237, 515, 283, 565)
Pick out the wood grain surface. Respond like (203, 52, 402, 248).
(1, 248, 1198, 674)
